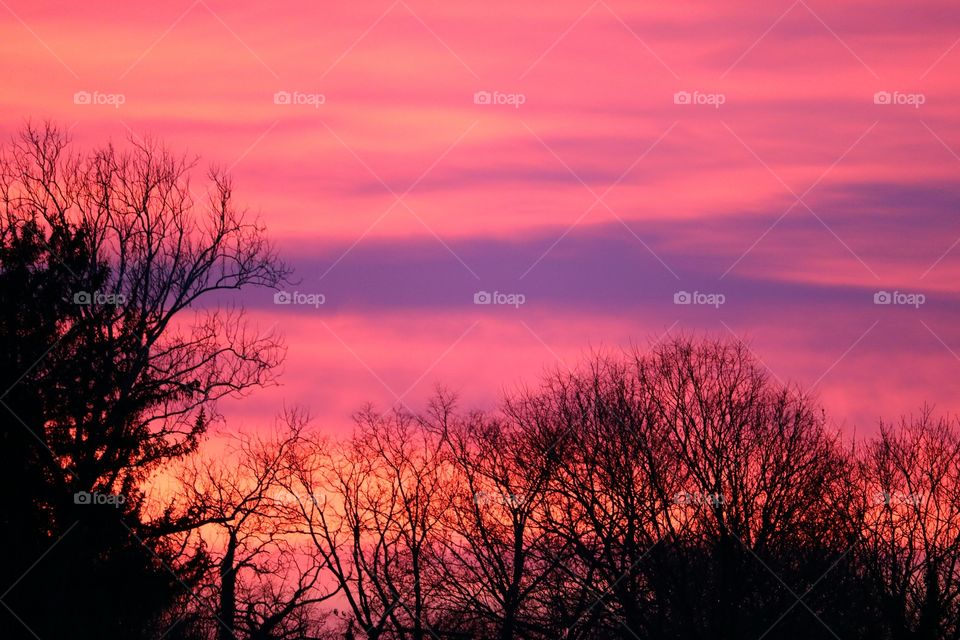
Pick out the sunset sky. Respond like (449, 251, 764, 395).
(4, 0, 960, 434)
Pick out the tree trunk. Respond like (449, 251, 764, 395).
(219, 531, 238, 640)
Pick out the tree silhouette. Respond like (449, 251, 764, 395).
(0, 122, 288, 639)
(288, 407, 450, 640)
(428, 392, 562, 639)
(855, 409, 960, 639)
(494, 339, 868, 639)
(163, 412, 337, 640)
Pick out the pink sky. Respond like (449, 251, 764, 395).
(3, 0, 960, 434)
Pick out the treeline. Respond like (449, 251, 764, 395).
(160, 344, 960, 640)
(1, 124, 959, 640)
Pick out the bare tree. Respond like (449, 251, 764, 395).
(857, 409, 960, 640)
(0, 121, 289, 639)
(0, 121, 289, 494)
(163, 412, 337, 640)
(509, 338, 860, 639)
(512, 352, 682, 639)
(426, 393, 560, 639)
(288, 407, 449, 640)
(640, 337, 859, 638)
